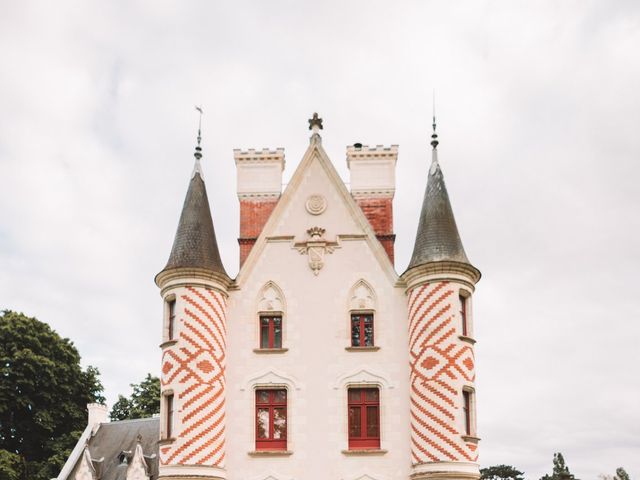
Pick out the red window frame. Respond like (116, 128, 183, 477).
(459, 295, 468, 337)
(255, 389, 287, 450)
(166, 394, 174, 438)
(347, 387, 380, 449)
(351, 314, 374, 347)
(168, 299, 176, 340)
(259, 316, 282, 349)
(462, 390, 471, 435)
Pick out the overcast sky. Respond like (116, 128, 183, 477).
(1, 1, 639, 478)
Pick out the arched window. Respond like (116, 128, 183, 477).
(256, 282, 287, 352)
(347, 280, 378, 350)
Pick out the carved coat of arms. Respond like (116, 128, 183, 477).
(294, 227, 339, 275)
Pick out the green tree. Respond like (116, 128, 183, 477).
(0, 450, 24, 480)
(616, 468, 630, 480)
(0, 310, 105, 480)
(109, 374, 160, 421)
(540, 452, 576, 480)
(481, 465, 525, 480)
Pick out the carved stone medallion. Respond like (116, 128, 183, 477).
(305, 195, 327, 215)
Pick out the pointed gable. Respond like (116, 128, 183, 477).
(236, 138, 398, 285)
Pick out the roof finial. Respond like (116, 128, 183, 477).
(308, 112, 323, 131)
(308, 112, 323, 144)
(431, 90, 439, 150)
(194, 105, 203, 160)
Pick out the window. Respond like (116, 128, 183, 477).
(166, 394, 174, 438)
(459, 294, 468, 337)
(348, 387, 380, 449)
(168, 299, 176, 340)
(351, 314, 374, 347)
(255, 389, 287, 450)
(462, 390, 471, 435)
(260, 316, 282, 349)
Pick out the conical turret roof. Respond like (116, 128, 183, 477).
(159, 160, 227, 278)
(407, 129, 475, 272)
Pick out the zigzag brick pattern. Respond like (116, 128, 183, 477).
(160, 286, 227, 467)
(407, 281, 477, 465)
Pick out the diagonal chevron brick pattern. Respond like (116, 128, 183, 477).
(160, 286, 227, 468)
(408, 280, 477, 465)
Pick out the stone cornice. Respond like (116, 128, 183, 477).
(351, 190, 395, 199)
(155, 267, 233, 294)
(234, 147, 285, 167)
(401, 261, 481, 291)
(237, 192, 281, 200)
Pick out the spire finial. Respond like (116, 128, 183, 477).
(194, 105, 203, 160)
(431, 91, 439, 150)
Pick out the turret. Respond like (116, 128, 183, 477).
(155, 113, 231, 480)
(402, 119, 481, 480)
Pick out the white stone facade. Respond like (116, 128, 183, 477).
(156, 132, 479, 480)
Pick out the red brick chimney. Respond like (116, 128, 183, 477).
(235, 148, 285, 267)
(347, 144, 398, 264)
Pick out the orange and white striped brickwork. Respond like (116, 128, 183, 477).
(407, 278, 479, 480)
(159, 282, 228, 480)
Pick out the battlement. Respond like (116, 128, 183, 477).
(346, 144, 399, 166)
(234, 148, 286, 165)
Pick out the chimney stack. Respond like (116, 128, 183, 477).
(87, 403, 108, 435)
(235, 148, 285, 267)
(347, 144, 398, 264)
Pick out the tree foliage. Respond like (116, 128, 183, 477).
(481, 465, 525, 480)
(109, 373, 160, 421)
(601, 467, 632, 480)
(0, 310, 105, 480)
(540, 452, 576, 480)
(616, 468, 630, 480)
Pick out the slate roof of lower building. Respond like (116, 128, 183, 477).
(68, 417, 159, 480)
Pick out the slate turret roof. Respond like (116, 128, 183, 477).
(407, 126, 474, 271)
(159, 142, 227, 277)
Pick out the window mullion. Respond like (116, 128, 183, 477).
(268, 318, 274, 348)
(361, 391, 367, 438)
